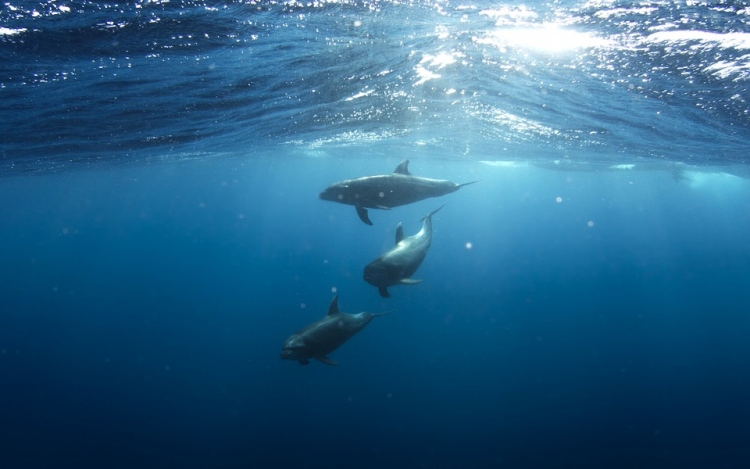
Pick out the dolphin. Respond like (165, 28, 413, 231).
(319, 160, 477, 225)
(280, 295, 386, 366)
(363, 205, 444, 298)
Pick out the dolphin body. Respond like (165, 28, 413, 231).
(280, 295, 386, 366)
(363, 205, 444, 298)
(319, 160, 476, 225)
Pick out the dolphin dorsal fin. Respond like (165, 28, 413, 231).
(393, 160, 411, 176)
(327, 295, 339, 316)
(395, 222, 405, 244)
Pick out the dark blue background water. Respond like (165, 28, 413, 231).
(2, 1, 750, 468)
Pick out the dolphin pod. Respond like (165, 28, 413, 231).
(281, 160, 475, 365)
(319, 159, 477, 225)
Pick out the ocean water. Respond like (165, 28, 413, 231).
(2, 1, 750, 468)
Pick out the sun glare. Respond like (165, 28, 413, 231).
(477, 24, 609, 54)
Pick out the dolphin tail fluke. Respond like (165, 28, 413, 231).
(356, 205, 373, 225)
(316, 355, 339, 366)
(378, 286, 390, 298)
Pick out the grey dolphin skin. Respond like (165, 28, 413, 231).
(363, 205, 444, 298)
(319, 160, 477, 225)
(280, 295, 386, 366)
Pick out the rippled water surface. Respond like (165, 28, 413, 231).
(2, 0, 750, 171)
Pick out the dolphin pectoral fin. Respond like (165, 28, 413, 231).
(356, 205, 373, 225)
(316, 355, 339, 366)
(378, 286, 391, 298)
(299, 359, 310, 365)
(399, 278, 422, 285)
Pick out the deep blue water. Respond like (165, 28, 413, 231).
(2, 1, 750, 468)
